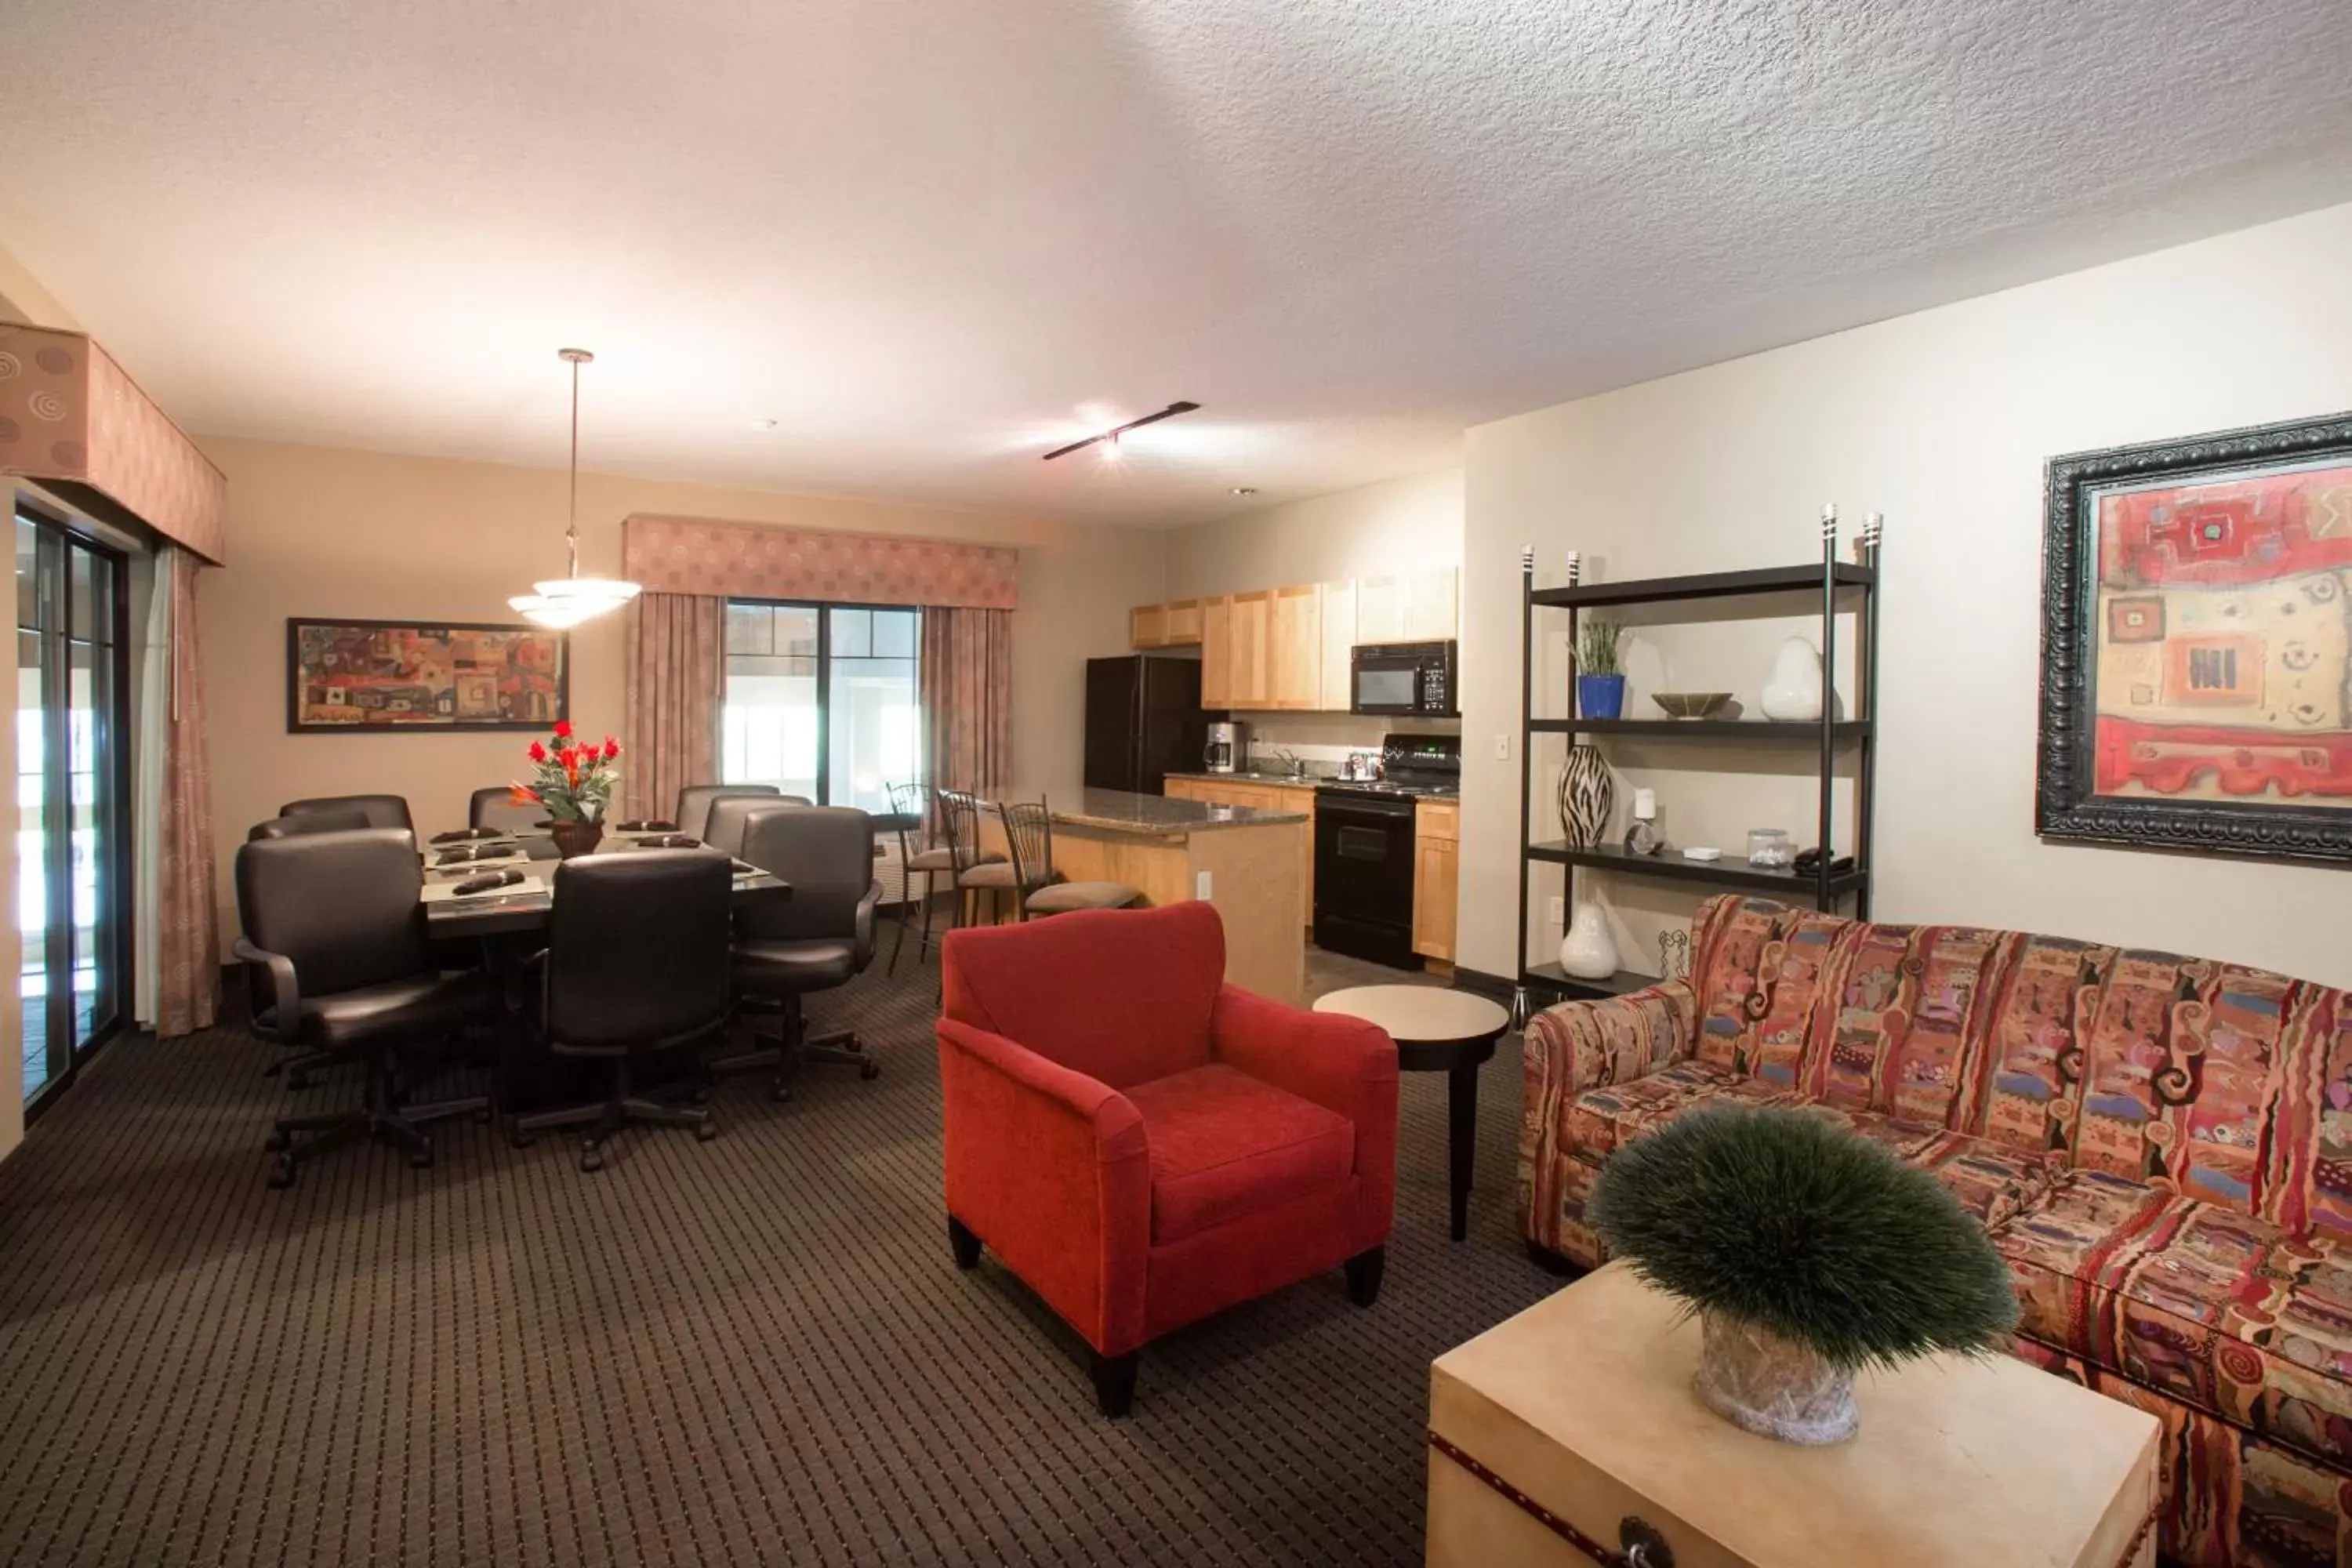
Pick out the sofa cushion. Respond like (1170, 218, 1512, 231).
(1688, 897, 1851, 1083)
(1562, 1060, 1798, 1163)
(1997, 1169, 2352, 1471)
(1128, 1064, 1356, 1246)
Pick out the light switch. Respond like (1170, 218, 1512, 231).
(1195, 869, 1212, 900)
(1494, 734, 1511, 760)
(1548, 896, 1565, 926)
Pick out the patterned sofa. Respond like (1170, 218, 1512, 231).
(1519, 895, 2352, 1568)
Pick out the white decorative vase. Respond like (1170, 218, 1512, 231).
(1759, 636, 1825, 722)
(1693, 1310, 1857, 1446)
(1558, 902, 1619, 979)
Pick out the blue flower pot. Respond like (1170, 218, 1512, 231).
(1577, 673, 1626, 720)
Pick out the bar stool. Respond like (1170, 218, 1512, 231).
(885, 782, 971, 974)
(940, 788, 1020, 927)
(996, 799, 1140, 919)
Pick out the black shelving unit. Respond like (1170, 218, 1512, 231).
(1514, 514, 1882, 1018)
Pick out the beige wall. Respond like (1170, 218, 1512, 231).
(1160, 466, 1464, 758)
(0, 239, 82, 331)
(198, 437, 1163, 937)
(1463, 200, 2352, 988)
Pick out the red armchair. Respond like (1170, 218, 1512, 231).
(938, 900, 1398, 1415)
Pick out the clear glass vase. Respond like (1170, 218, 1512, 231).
(1693, 1310, 1857, 1446)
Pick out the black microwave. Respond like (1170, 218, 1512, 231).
(1351, 640, 1457, 716)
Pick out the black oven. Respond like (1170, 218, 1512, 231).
(1351, 641, 1457, 717)
(1313, 789, 1420, 968)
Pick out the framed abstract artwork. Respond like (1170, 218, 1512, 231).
(286, 619, 568, 733)
(2038, 409, 2352, 864)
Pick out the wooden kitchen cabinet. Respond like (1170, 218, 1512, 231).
(1412, 800, 1459, 964)
(1200, 596, 1232, 707)
(1357, 568, 1459, 645)
(1267, 583, 1323, 710)
(1319, 578, 1356, 712)
(1163, 599, 1203, 644)
(1406, 568, 1459, 641)
(1131, 603, 1168, 648)
(1230, 590, 1272, 708)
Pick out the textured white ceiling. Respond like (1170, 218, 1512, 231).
(5, 0, 2352, 525)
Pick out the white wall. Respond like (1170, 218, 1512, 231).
(1463, 201, 2352, 987)
(1163, 466, 1463, 762)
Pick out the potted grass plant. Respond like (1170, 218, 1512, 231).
(1586, 1105, 2018, 1446)
(510, 720, 622, 857)
(1575, 619, 1626, 720)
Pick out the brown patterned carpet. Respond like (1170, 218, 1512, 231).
(0, 947, 1559, 1566)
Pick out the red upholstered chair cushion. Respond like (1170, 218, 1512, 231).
(942, 902, 1223, 1088)
(1125, 1063, 1356, 1245)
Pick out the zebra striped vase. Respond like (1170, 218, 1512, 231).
(1555, 742, 1613, 850)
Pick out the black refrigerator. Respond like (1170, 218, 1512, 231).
(1084, 655, 1207, 795)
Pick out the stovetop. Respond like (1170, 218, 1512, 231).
(1316, 778, 1458, 799)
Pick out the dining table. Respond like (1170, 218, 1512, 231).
(418, 821, 793, 1110)
(419, 822, 792, 937)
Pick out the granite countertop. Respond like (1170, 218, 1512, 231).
(1161, 769, 1326, 789)
(983, 786, 1309, 834)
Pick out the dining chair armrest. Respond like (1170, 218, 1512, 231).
(854, 879, 882, 967)
(231, 936, 300, 1044)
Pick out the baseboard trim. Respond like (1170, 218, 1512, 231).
(1448, 967, 1516, 1002)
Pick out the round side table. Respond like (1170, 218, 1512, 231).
(1314, 985, 1511, 1242)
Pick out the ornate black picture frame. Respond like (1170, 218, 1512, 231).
(2037, 408, 2352, 866)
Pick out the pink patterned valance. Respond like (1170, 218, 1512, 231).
(0, 325, 227, 564)
(623, 514, 1018, 610)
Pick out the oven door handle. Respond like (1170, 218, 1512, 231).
(1320, 797, 1418, 822)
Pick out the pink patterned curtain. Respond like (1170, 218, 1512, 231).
(624, 593, 724, 821)
(157, 549, 220, 1036)
(921, 608, 1013, 797)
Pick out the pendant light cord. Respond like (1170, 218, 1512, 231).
(566, 353, 582, 580)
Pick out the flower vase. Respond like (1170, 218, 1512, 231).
(1576, 672, 1626, 720)
(549, 819, 605, 858)
(1555, 742, 1613, 850)
(1693, 1310, 1857, 1446)
(1558, 902, 1619, 979)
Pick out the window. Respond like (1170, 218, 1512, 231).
(723, 601, 920, 813)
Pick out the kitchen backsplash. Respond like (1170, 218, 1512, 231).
(1241, 712, 1457, 768)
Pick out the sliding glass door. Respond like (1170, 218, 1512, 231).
(17, 507, 130, 1112)
(722, 601, 920, 812)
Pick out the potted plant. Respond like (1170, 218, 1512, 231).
(1576, 619, 1626, 720)
(1585, 1105, 2017, 1446)
(510, 720, 622, 858)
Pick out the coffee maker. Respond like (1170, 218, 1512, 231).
(1203, 720, 1244, 773)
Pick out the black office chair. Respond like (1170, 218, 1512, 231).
(234, 828, 495, 1189)
(249, 808, 373, 841)
(278, 793, 413, 831)
(675, 782, 782, 844)
(510, 851, 734, 1172)
(468, 786, 545, 834)
(702, 792, 811, 859)
(712, 806, 881, 1100)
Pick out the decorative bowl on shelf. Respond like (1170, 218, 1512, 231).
(1652, 691, 1733, 720)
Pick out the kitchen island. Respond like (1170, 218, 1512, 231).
(973, 786, 1308, 1003)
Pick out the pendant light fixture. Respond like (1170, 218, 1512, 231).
(510, 347, 642, 630)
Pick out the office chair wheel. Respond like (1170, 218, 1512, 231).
(266, 1153, 297, 1189)
(511, 1128, 535, 1149)
(695, 1116, 717, 1142)
(860, 1061, 882, 1081)
(579, 1146, 606, 1174)
(264, 1127, 292, 1152)
(408, 1136, 435, 1171)
(768, 1081, 793, 1103)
